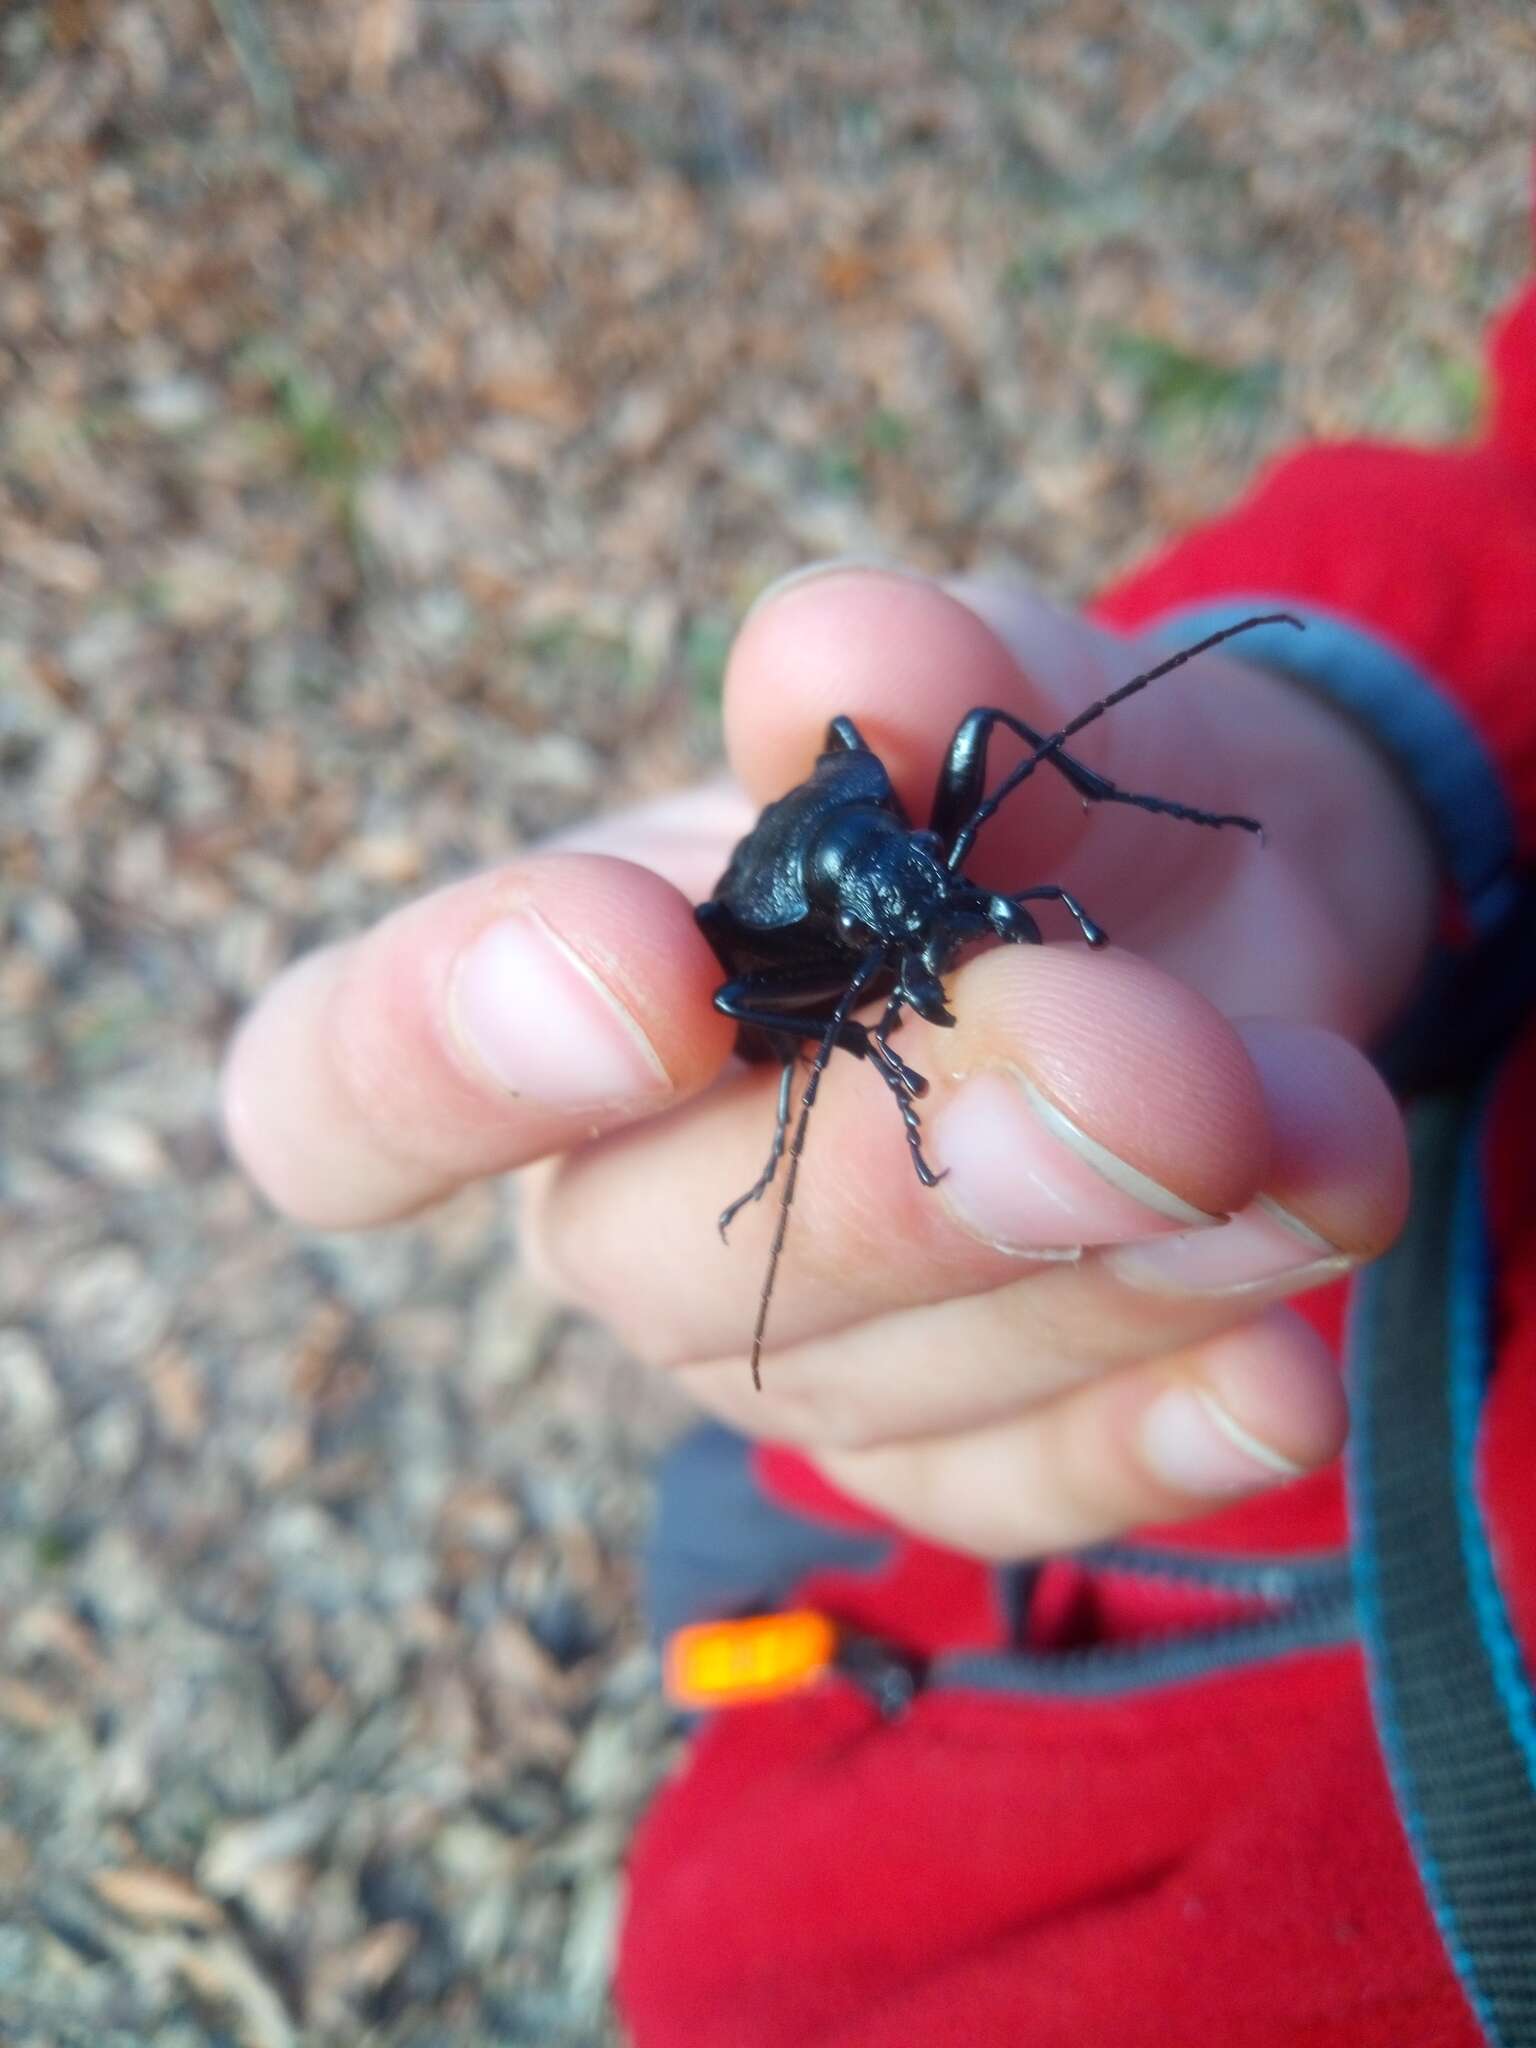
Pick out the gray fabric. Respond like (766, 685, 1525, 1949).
(643, 1420, 890, 1646)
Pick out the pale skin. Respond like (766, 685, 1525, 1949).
(222, 566, 1435, 1559)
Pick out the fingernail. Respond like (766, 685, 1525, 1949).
(1106, 1195, 1350, 1297)
(1141, 1384, 1308, 1495)
(929, 1069, 1218, 1255)
(744, 556, 929, 624)
(449, 911, 669, 1110)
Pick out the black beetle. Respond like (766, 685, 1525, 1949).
(695, 611, 1302, 1386)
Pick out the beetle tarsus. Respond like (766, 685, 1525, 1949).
(1010, 885, 1109, 950)
(868, 1049, 945, 1186)
(870, 1036, 928, 1099)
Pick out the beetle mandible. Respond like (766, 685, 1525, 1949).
(695, 612, 1303, 1387)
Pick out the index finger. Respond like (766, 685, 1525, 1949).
(726, 566, 1098, 857)
(722, 564, 1265, 915)
(221, 852, 735, 1229)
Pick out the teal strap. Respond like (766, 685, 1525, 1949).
(1349, 1087, 1536, 2045)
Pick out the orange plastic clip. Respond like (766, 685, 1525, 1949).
(664, 1609, 838, 1709)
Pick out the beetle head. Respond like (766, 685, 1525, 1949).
(812, 814, 950, 947)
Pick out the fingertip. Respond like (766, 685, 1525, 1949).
(1208, 1305, 1351, 1471)
(935, 942, 1270, 1226)
(723, 565, 1033, 811)
(1237, 1019, 1410, 1259)
(221, 941, 379, 1226)
(1136, 1307, 1348, 1505)
(496, 853, 738, 1095)
(812, 1306, 1347, 1561)
(220, 853, 737, 1231)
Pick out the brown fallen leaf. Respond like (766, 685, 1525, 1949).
(0, 1677, 62, 1734)
(91, 1862, 226, 1931)
(350, 0, 417, 94)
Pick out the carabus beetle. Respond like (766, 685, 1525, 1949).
(695, 612, 1302, 1386)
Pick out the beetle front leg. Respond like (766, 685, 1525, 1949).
(868, 998, 946, 1187)
(1011, 885, 1108, 948)
(870, 996, 927, 1097)
(871, 1057, 946, 1187)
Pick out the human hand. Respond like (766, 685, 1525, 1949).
(222, 566, 1433, 1558)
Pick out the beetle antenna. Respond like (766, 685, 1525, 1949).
(749, 950, 885, 1389)
(946, 613, 1303, 870)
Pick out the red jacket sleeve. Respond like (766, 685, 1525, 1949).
(1094, 284, 1536, 893)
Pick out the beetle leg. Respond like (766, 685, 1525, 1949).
(711, 973, 876, 1061)
(870, 996, 927, 1096)
(869, 999, 945, 1186)
(712, 967, 876, 1026)
(871, 1036, 925, 1095)
(938, 616, 1298, 868)
(936, 704, 1261, 853)
(1044, 775, 1264, 838)
(824, 714, 871, 754)
(872, 1058, 945, 1187)
(884, 1073, 946, 1187)
(718, 1052, 797, 1241)
(713, 969, 925, 1214)
(871, 991, 905, 1040)
(747, 948, 888, 1387)
(1011, 885, 1108, 948)
(930, 707, 1113, 852)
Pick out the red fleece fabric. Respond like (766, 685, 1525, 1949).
(617, 282, 1536, 2047)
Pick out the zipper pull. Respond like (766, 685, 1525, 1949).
(835, 1633, 924, 1719)
(665, 1609, 837, 1711)
(664, 1609, 925, 1719)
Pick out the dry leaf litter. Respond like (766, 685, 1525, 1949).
(1, 0, 1531, 2041)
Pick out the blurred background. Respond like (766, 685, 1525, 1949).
(1, 2, 1531, 2041)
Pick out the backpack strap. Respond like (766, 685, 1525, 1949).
(1349, 1084, 1536, 2046)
